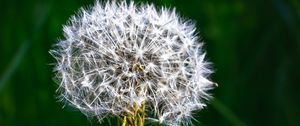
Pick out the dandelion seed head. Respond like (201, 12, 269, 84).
(50, 1, 214, 126)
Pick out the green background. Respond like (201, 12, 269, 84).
(0, 0, 299, 126)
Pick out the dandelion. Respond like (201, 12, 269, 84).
(50, 1, 215, 126)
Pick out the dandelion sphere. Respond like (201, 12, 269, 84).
(50, 1, 214, 126)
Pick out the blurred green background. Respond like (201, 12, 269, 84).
(0, 0, 299, 126)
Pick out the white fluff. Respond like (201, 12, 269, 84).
(50, 1, 214, 126)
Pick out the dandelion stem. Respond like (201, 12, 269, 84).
(121, 101, 145, 126)
(122, 116, 127, 126)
